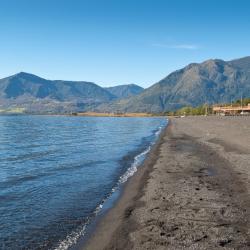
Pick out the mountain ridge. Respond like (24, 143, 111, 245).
(1, 56, 250, 113)
(96, 56, 250, 113)
(0, 72, 143, 113)
(105, 84, 144, 99)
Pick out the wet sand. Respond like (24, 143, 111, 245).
(81, 116, 250, 250)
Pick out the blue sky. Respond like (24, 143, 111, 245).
(0, 0, 249, 87)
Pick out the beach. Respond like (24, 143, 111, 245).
(81, 116, 250, 250)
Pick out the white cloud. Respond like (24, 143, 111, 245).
(153, 43, 199, 50)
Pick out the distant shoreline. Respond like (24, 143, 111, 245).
(0, 112, 165, 117)
(71, 112, 158, 117)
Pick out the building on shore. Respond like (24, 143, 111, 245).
(213, 104, 250, 115)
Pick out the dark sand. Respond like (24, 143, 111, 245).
(81, 116, 250, 250)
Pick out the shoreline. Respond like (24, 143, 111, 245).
(76, 116, 250, 249)
(72, 119, 169, 250)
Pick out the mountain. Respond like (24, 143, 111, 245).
(1, 56, 250, 114)
(97, 56, 250, 113)
(105, 84, 144, 99)
(0, 72, 115, 113)
(0, 72, 115, 101)
(229, 56, 250, 72)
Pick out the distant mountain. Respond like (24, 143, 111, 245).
(97, 56, 250, 113)
(105, 84, 144, 99)
(1, 56, 250, 114)
(0, 72, 115, 113)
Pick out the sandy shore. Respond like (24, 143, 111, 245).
(79, 116, 250, 250)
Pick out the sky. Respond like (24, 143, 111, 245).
(0, 0, 249, 87)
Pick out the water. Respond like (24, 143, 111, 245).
(0, 115, 167, 249)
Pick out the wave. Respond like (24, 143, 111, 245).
(118, 121, 166, 184)
(54, 225, 87, 250)
(118, 146, 151, 184)
(54, 122, 167, 250)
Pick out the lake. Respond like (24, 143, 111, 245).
(0, 115, 167, 249)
